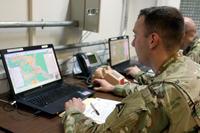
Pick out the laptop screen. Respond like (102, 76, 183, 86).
(2, 45, 61, 94)
(108, 35, 130, 66)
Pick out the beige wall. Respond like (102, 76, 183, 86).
(0, 0, 180, 51)
(0, 0, 126, 49)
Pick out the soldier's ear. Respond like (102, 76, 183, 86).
(148, 33, 160, 49)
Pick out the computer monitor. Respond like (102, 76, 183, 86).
(108, 35, 130, 66)
(2, 45, 61, 94)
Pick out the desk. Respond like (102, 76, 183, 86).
(0, 76, 121, 133)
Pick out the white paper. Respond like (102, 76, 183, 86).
(59, 98, 120, 124)
(83, 98, 120, 124)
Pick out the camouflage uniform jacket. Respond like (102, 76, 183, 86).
(62, 55, 200, 133)
(134, 37, 200, 85)
(183, 37, 200, 64)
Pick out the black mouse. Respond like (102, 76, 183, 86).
(88, 81, 101, 89)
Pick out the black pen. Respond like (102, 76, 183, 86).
(90, 103, 100, 115)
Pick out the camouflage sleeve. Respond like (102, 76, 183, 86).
(62, 108, 98, 133)
(132, 71, 153, 85)
(112, 83, 147, 97)
(62, 91, 152, 133)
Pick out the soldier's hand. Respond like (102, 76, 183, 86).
(93, 79, 115, 92)
(65, 97, 85, 113)
(125, 66, 141, 76)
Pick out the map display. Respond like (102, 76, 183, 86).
(5, 48, 61, 94)
(110, 39, 129, 66)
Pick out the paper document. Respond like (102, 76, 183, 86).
(83, 98, 120, 124)
(59, 98, 120, 124)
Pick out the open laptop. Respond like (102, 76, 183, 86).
(108, 35, 132, 74)
(0, 44, 93, 115)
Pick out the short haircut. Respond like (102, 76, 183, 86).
(138, 6, 184, 51)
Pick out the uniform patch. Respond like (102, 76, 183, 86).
(116, 103, 126, 116)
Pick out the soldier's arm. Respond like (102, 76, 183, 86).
(125, 66, 153, 85)
(132, 71, 153, 85)
(112, 83, 147, 97)
(62, 108, 98, 133)
(93, 79, 147, 97)
(62, 91, 151, 133)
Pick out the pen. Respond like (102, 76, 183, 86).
(90, 103, 100, 115)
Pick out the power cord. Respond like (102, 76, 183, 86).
(0, 99, 16, 106)
(0, 98, 38, 118)
(0, 99, 17, 112)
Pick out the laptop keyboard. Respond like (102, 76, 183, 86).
(27, 84, 83, 107)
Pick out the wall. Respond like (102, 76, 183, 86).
(156, 0, 181, 8)
(125, 0, 157, 57)
(0, 0, 125, 49)
(0, 0, 28, 48)
(0, 0, 181, 50)
(0, 0, 160, 73)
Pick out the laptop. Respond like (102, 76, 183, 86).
(108, 36, 151, 74)
(108, 35, 133, 74)
(0, 44, 93, 115)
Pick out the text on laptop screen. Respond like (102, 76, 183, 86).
(110, 37, 130, 66)
(4, 48, 61, 94)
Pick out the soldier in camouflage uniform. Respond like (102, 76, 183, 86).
(62, 6, 200, 132)
(126, 17, 200, 85)
(181, 17, 200, 64)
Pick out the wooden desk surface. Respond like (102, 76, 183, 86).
(0, 76, 121, 133)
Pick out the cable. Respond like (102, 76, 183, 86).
(0, 99, 16, 106)
(0, 99, 11, 105)
(86, 74, 92, 85)
(0, 98, 36, 119)
(1, 99, 17, 112)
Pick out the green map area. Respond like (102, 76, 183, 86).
(7, 52, 52, 87)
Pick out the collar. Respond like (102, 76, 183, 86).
(156, 53, 178, 75)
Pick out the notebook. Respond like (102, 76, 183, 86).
(108, 35, 132, 74)
(0, 44, 93, 115)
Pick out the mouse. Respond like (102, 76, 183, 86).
(88, 80, 101, 90)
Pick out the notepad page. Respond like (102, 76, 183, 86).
(83, 98, 120, 124)
(59, 98, 120, 124)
